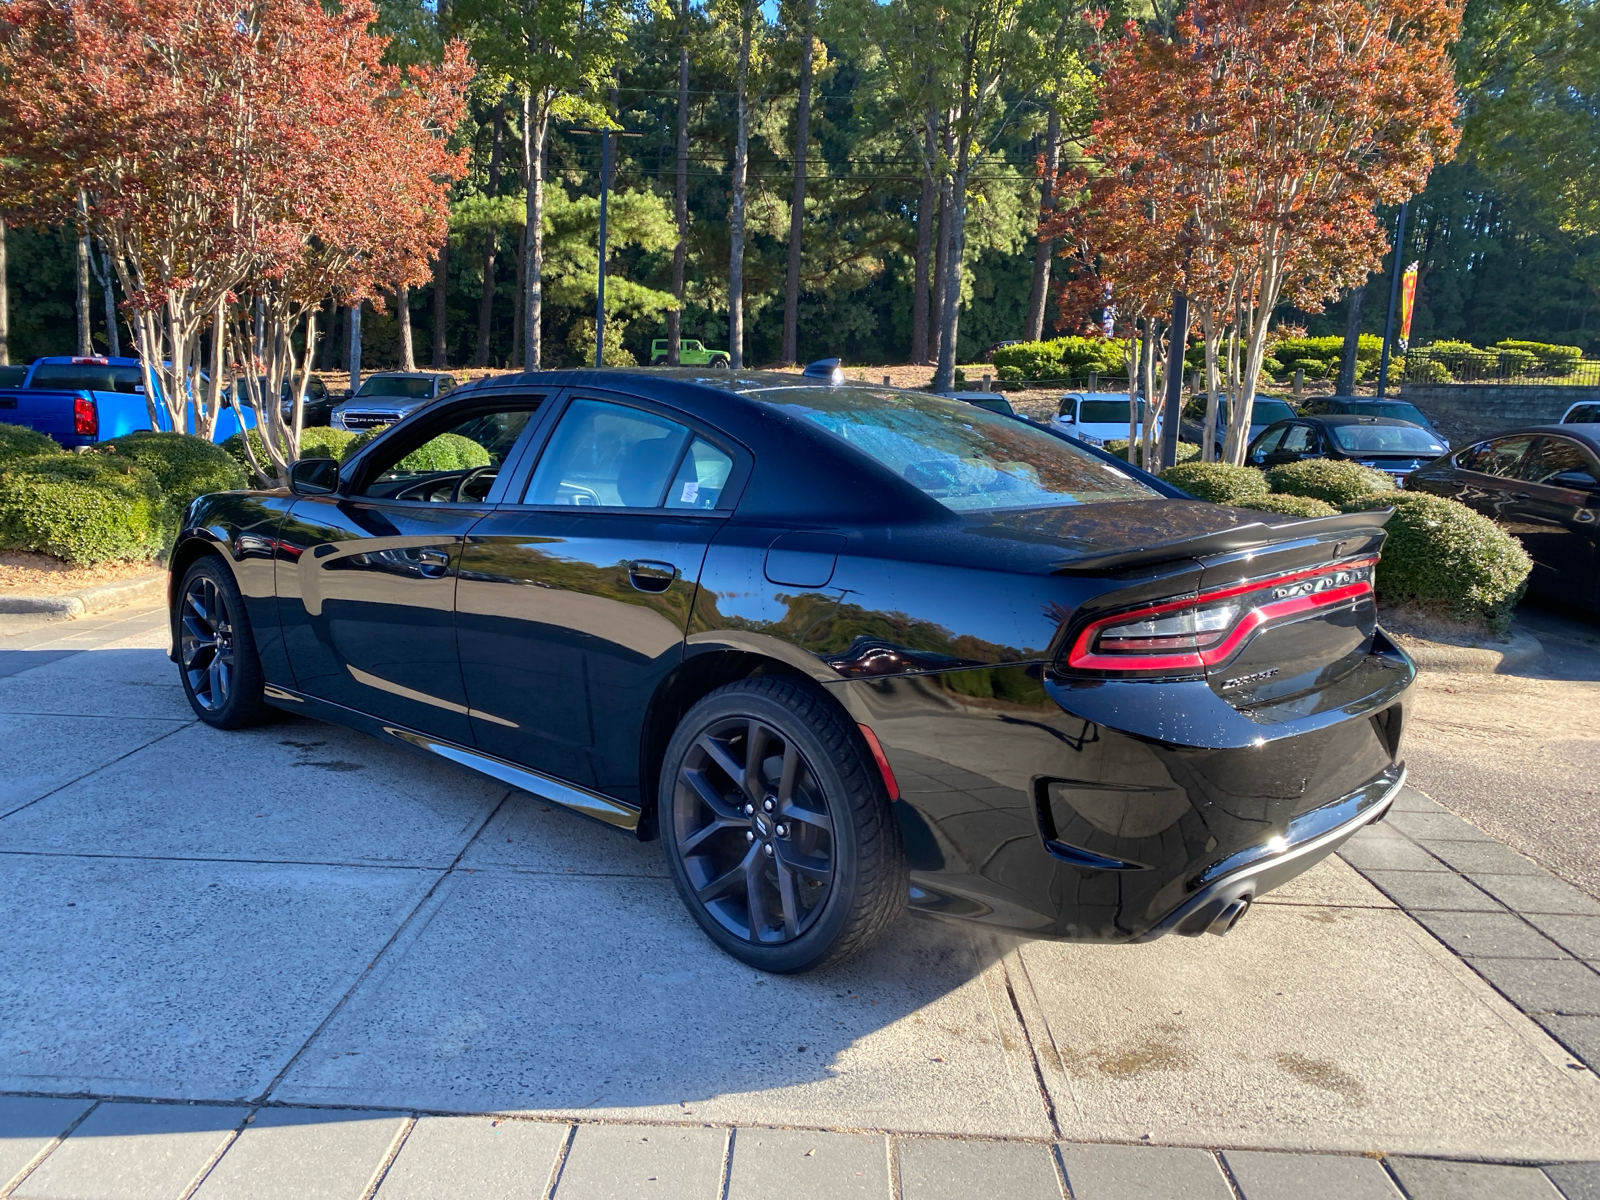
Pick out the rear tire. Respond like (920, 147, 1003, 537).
(660, 677, 907, 973)
(175, 555, 268, 729)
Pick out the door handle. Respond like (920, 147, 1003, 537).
(628, 559, 678, 593)
(1510, 492, 1531, 501)
(416, 548, 452, 577)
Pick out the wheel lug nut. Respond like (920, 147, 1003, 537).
(743, 803, 755, 816)
(775, 824, 788, 837)
(745, 831, 755, 843)
(763, 799, 775, 812)
(763, 843, 774, 857)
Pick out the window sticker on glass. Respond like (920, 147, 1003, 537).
(665, 438, 734, 510)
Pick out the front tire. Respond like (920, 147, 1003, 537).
(660, 677, 907, 973)
(176, 556, 268, 728)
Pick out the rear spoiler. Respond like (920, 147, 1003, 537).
(1051, 509, 1393, 575)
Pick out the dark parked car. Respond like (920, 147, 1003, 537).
(1248, 415, 1447, 483)
(169, 368, 1413, 972)
(278, 375, 333, 427)
(1407, 425, 1600, 610)
(1299, 395, 1449, 448)
(1180, 394, 1297, 457)
(941, 390, 1019, 418)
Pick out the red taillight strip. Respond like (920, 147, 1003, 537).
(1066, 558, 1377, 673)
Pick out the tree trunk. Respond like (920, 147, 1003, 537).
(932, 138, 973, 393)
(1159, 289, 1189, 470)
(668, 16, 690, 367)
(523, 95, 547, 371)
(97, 242, 120, 358)
(475, 103, 506, 368)
(728, 6, 752, 370)
(1024, 106, 1062, 342)
(929, 118, 953, 365)
(1140, 319, 1159, 469)
(321, 296, 340, 371)
(910, 102, 937, 366)
(348, 302, 362, 394)
(0, 217, 8, 365)
(432, 245, 449, 368)
(511, 219, 527, 368)
(75, 229, 93, 357)
(1199, 307, 1222, 463)
(781, 0, 814, 367)
(1336, 282, 1366, 394)
(397, 285, 415, 372)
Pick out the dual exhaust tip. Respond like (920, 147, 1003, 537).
(1174, 890, 1255, 938)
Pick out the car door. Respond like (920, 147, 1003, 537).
(455, 390, 747, 807)
(1453, 434, 1538, 520)
(274, 395, 549, 742)
(1506, 436, 1600, 599)
(1246, 423, 1288, 466)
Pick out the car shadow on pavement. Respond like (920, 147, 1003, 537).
(1516, 599, 1600, 682)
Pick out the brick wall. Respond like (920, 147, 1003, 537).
(1398, 383, 1599, 444)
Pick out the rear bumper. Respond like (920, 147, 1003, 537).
(830, 641, 1412, 941)
(1136, 765, 1402, 940)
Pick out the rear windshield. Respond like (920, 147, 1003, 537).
(1564, 404, 1600, 424)
(1249, 399, 1296, 424)
(967, 396, 1014, 416)
(1078, 399, 1142, 424)
(356, 376, 435, 398)
(28, 363, 142, 393)
(758, 386, 1157, 512)
(1329, 424, 1446, 454)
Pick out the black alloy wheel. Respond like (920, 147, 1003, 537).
(661, 677, 907, 973)
(176, 557, 267, 728)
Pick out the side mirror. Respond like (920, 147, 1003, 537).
(288, 457, 340, 496)
(1549, 470, 1600, 491)
(1059, 412, 1075, 423)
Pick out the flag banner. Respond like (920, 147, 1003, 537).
(1399, 261, 1419, 348)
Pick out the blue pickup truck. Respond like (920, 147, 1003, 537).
(0, 356, 253, 449)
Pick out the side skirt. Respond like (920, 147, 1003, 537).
(263, 684, 642, 832)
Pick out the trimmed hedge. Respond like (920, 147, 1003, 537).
(1158, 461, 1269, 504)
(993, 336, 1126, 383)
(92, 432, 246, 527)
(1233, 493, 1339, 518)
(0, 423, 63, 466)
(1266, 459, 1394, 506)
(1343, 492, 1532, 632)
(222, 427, 360, 473)
(1265, 334, 1385, 382)
(0, 453, 165, 563)
(1105, 440, 1199, 468)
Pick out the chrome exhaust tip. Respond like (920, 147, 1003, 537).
(1208, 895, 1252, 936)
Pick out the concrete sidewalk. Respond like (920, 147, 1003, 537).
(2, 603, 1597, 1199)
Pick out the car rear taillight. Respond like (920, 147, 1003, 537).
(1065, 557, 1376, 674)
(74, 396, 98, 437)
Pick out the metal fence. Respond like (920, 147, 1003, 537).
(1401, 349, 1600, 388)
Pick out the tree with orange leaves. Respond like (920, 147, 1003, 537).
(0, 0, 468, 475)
(1056, 0, 1462, 464)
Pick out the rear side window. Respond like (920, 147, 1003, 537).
(1458, 436, 1534, 477)
(1521, 438, 1600, 486)
(755, 386, 1155, 512)
(1564, 404, 1600, 424)
(29, 364, 142, 392)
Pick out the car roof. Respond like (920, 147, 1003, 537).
(1060, 391, 1142, 402)
(362, 371, 452, 379)
(1315, 396, 1418, 408)
(1296, 414, 1424, 428)
(32, 356, 141, 367)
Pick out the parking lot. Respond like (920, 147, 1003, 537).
(2, 602, 1599, 1199)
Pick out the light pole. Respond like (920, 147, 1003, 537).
(571, 128, 642, 368)
(1377, 201, 1409, 398)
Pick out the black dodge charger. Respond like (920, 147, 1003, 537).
(169, 368, 1414, 972)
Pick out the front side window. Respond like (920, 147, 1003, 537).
(357, 405, 539, 502)
(1563, 404, 1600, 424)
(1281, 425, 1315, 454)
(1250, 425, 1288, 457)
(1521, 438, 1600, 487)
(525, 398, 726, 509)
(755, 386, 1155, 513)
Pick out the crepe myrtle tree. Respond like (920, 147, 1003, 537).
(1073, 0, 1462, 466)
(0, 0, 467, 467)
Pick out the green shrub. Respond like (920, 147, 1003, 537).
(0, 423, 63, 466)
(1343, 492, 1532, 632)
(1158, 461, 1269, 504)
(222, 426, 360, 472)
(1494, 339, 1583, 375)
(1401, 354, 1452, 383)
(92, 432, 247, 528)
(1266, 459, 1395, 506)
(992, 337, 1125, 383)
(345, 428, 491, 472)
(1233, 493, 1338, 518)
(1105, 440, 1199, 468)
(1268, 334, 1384, 382)
(1418, 340, 1499, 378)
(0, 453, 165, 563)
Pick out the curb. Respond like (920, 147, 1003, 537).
(1392, 628, 1545, 674)
(0, 572, 167, 620)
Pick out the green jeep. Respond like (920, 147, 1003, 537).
(650, 338, 731, 368)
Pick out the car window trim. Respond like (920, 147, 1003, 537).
(501, 387, 752, 516)
(1521, 435, 1600, 489)
(340, 392, 553, 506)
